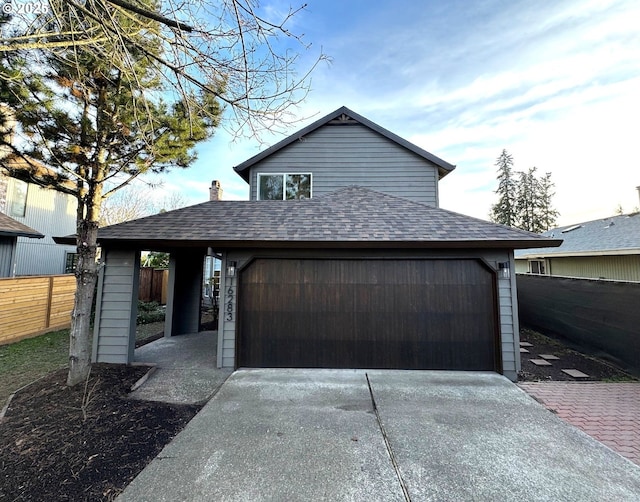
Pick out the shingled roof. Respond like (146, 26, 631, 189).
(0, 211, 43, 238)
(233, 106, 456, 182)
(72, 186, 561, 250)
(516, 212, 640, 258)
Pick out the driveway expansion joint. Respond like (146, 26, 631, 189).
(365, 373, 411, 502)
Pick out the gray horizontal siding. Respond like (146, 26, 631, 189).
(0, 238, 15, 277)
(14, 239, 75, 276)
(217, 254, 238, 369)
(93, 249, 139, 364)
(249, 124, 439, 205)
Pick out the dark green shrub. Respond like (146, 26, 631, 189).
(137, 301, 165, 325)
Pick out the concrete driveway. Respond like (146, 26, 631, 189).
(118, 369, 640, 501)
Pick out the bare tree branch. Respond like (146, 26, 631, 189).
(1, 0, 327, 138)
(104, 0, 194, 32)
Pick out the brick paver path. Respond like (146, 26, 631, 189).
(519, 382, 640, 466)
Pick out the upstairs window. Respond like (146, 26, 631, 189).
(9, 179, 28, 217)
(258, 173, 311, 200)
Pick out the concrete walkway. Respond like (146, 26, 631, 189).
(118, 370, 640, 501)
(520, 382, 640, 466)
(130, 331, 232, 405)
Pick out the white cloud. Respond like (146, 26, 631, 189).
(156, 0, 640, 225)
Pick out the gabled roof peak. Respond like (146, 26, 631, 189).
(233, 106, 455, 182)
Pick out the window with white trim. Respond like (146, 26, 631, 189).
(528, 259, 546, 275)
(9, 179, 28, 217)
(258, 173, 312, 200)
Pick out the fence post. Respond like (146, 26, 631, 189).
(45, 276, 54, 329)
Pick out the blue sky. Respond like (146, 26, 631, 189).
(152, 0, 640, 226)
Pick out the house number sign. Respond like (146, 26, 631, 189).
(225, 286, 234, 322)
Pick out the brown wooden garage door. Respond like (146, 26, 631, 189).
(238, 259, 499, 370)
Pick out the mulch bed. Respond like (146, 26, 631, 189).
(0, 364, 201, 502)
(518, 328, 637, 382)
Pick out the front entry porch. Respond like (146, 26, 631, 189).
(130, 330, 232, 404)
(92, 246, 221, 367)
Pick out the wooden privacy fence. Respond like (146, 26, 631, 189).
(0, 274, 76, 345)
(138, 268, 168, 304)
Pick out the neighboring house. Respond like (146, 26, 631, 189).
(66, 106, 560, 381)
(0, 158, 77, 276)
(0, 211, 43, 277)
(515, 212, 640, 282)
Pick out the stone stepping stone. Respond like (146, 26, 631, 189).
(520, 347, 529, 353)
(539, 354, 560, 360)
(562, 369, 589, 379)
(530, 359, 552, 366)
(520, 342, 533, 347)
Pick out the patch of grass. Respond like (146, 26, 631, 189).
(0, 329, 69, 404)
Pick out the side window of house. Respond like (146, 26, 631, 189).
(0, 178, 7, 213)
(258, 174, 311, 200)
(65, 253, 79, 274)
(529, 259, 546, 274)
(9, 180, 28, 217)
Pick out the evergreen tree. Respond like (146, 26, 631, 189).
(0, 4, 221, 385)
(489, 151, 559, 233)
(538, 171, 559, 231)
(489, 149, 516, 226)
(515, 167, 543, 232)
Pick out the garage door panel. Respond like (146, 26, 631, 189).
(238, 258, 498, 370)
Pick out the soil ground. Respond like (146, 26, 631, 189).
(518, 327, 637, 382)
(0, 364, 200, 501)
(0, 324, 634, 501)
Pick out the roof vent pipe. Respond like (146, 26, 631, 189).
(636, 185, 640, 207)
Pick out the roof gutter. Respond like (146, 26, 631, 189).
(80, 237, 563, 251)
(0, 229, 44, 239)
(516, 248, 640, 259)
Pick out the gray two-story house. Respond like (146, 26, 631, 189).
(81, 107, 560, 381)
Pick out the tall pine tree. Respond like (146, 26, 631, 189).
(489, 149, 516, 226)
(515, 167, 542, 233)
(538, 172, 559, 232)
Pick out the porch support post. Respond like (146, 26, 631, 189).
(92, 247, 140, 364)
(165, 248, 205, 337)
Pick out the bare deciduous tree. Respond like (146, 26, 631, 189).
(99, 185, 192, 226)
(99, 187, 153, 227)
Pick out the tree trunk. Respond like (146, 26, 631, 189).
(67, 218, 100, 386)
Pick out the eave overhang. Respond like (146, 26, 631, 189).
(71, 237, 563, 252)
